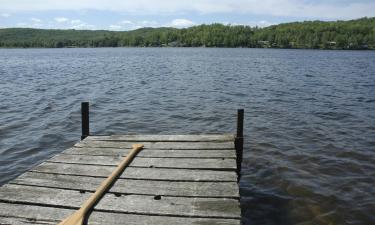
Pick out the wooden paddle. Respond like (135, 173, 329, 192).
(58, 144, 144, 225)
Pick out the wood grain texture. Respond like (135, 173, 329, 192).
(0, 185, 240, 219)
(63, 147, 236, 158)
(47, 154, 237, 170)
(86, 134, 235, 142)
(31, 162, 238, 181)
(0, 203, 240, 225)
(75, 140, 234, 149)
(10, 172, 239, 198)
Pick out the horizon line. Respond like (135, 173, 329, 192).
(1, 17, 372, 32)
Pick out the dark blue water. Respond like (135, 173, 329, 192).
(0, 48, 374, 225)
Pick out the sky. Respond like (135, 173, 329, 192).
(0, 0, 374, 31)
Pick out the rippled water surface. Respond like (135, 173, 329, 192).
(0, 48, 374, 225)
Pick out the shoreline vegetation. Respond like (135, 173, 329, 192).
(0, 17, 374, 50)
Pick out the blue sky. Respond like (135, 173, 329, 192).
(1, 0, 374, 30)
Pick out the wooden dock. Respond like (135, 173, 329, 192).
(0, 103, 243, 225)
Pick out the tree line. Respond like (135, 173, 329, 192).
(0, 17, 374, 49)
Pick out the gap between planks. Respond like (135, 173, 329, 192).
(85, 134, 235, 142)
(0, 202, 240, 225)
(46, 154, 237, 170)
(62, 147, 236, 159)
(30, 162, 238, 182)
(74, 140, 235, 150)
(9, 172, 239, 198)
(0, 184, 241, 219)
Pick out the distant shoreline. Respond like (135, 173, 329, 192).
(1, 17, 374, 50)
(0, 46, 374, 50)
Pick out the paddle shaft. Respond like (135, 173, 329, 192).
(58, 144, 144, 225)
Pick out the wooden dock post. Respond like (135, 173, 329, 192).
(235, 109, 244, 179)
(81, 102, 89, 140)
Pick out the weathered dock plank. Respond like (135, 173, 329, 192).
(47, 154, 237, 170)
(0, 184, 240, 219)
(31, 162, 238, 181)
(75, 140, 234, 149)
(0, 203, 240, 225)
(63, 147, 236, 158)
(10, 172, 239, 198)
(86, 134, 235, 142)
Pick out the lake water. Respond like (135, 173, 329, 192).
(0, 48, 374, 225)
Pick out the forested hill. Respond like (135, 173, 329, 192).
(1, 17, 374, 49)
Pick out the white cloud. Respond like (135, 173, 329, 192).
(139, 20, 159, 27)
(112, 20, 158, 31)
(9, 17, 95, 30)
(133, 25, 142, 29)
(16, 22, 27, 27)
(71, 19, 82, 24)
(55, 18, 96, 29)
(247, 20, 275, 28)
(71, 22, 96, 30)
(168, 19, 195, 28)
(14, 21, 46, 29)
(120, 20, 133, 24)
(54, 17, 69, 23)
(109, 24, 122, 30)
(31, 18, 42, 23)
(0, 0, 374, 19)
(1, 13, 11, 17)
